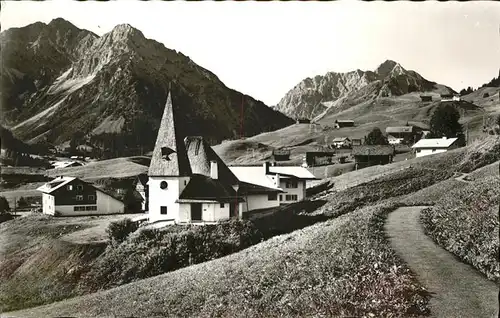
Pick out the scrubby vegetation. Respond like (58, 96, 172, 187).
(80, 200, 329, 293)
(7, 202, 430, 318)
(420, 176, 500, 283)
(106, 218, 139, 244)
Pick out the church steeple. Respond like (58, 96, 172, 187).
(148, 91, 192, 177)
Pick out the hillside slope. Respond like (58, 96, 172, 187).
(0, 19, 293, 151)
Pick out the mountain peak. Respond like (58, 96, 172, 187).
(111, 24, 144, 37)
(48, 18, 77, 30)
(375, 60, 402, 77)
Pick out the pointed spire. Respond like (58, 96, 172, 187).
(148, 91, 192, 177)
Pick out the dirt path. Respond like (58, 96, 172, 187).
(385, 206, 499, 318)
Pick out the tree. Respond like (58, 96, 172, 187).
(365, 127, 389, 145)
(17, 197, 28, 208)
(0, 196, 10, 214)
(429, 104, 465, 144)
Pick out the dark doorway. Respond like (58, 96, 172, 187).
(191, 203, 202, 221)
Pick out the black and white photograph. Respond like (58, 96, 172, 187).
(0, 1, 499, 317)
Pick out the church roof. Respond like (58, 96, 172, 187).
(148, 92, 192, 177)
(178, 174, 244, 203)
(184, 136, 239, 185)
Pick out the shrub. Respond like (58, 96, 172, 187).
(483, 92, 490, 98)
(106, 218, 139, 244)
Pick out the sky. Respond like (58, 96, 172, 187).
(1, 1, 499, 106)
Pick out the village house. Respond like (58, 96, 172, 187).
(37, 176, 125, 216)
(51, 161, 83, 169)
(147, 93, 245, 225)
(411, 137, 459, 158)
(305, 151, 336, 166)
(272, 148, 291, 161)
(352, 145, 395, 169)
(385, 126, 422, 145)
(351, 138, 363, 146)
(334, 119, 355, 129)
(440, 93, 461, 102)
(331, 137, 352, 148)
(229, 163, 318, 207)
(296, 118, 311, 124)
(420, 95, 432, 102)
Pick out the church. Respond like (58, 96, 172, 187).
(147, 92, 248, 225)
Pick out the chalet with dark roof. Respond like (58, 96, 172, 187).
(352, 145, 395, 169)
(334, 119, 355, 129)
(37, 176, 125, 216)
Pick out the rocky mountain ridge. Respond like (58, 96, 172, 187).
(276, 60, 455, 119)
(0, 19, 293, 154)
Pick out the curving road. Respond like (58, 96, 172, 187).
(385, 206, 499, 318)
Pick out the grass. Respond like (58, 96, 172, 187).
(0, 214, 141, 312)
(464, 160, 499, 181)
(420, 176, 500, 283)
(6, 202, 430, 318)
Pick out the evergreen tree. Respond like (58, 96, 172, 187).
(429, 104, 465, 144)
(365, 127, 389, 145)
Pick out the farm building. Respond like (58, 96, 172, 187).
(420, 95, 432, 102)
(351, 138, 363, 146)
(352, 145, 395, 169)
(272, 148, 291, 161)
(37, 176, 125, 216)
(441, 94, 460, 102)
(331, 137, 352, 148)
(334, 119, 355, 129)
(305, 151, 336, 167)
(296, 118, 311, 124)
(229, 163, 318, 207)
(387, 135, 404, 145)
(134, 173, 149, 211)
(411, 137, 459, 158)
(385, 126, 422, 144)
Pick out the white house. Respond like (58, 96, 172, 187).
(411, 137, 459, 158)
(331, 137, 351, 148)
(51, 161, 83, 169)
(147, 92, 245, 225)
(37, 176, 125, 216)
(229, 163, 319, 206)
(387, 135, 404, 145)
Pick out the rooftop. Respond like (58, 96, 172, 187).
(178, 174, 244, 203)
(37, 176, 76, 193)
(411, 137, 458, 149)
(148, 91, 192, 177)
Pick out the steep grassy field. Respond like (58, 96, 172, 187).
(420, 176, 500, 283)
(0, 214, 141, 312)
(6, 202, 430, 318)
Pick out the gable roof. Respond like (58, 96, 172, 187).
(332, 137, 350, 142)
(52, 161, 82, 169)
(352, 145, 395, 156)
(269, 166, 319, 180)
(37, 176, 76, 193)
(385, 126, 414, 134)
(335, 119, 354, 123)
(229, 166, 279, 190)
(37, 176, 124, 203)
(411, 137, 458, 149)
(148, 92, 192, 177)
(178, 174, 244, 203)
(184, 136, 238, 185)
